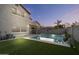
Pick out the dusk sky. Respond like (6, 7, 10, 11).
(23, 4, 79, 26)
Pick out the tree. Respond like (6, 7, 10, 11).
(54, 20, 63, 28)
(53, 20, 64, 34)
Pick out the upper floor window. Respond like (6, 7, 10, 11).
(11, 6, 20, 15)
(11, 7, 17, 14)
(11, 7, 27, 18)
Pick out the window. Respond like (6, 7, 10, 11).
(11, 6, 27, 18)
(11, 7, 24, 17)
(22, 13, 26, 17)
(21, 28, 26, 32)
(12, 26, 20, 32)
(11, 7, 17, 14)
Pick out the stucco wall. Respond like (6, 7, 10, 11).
(0, 4, 32, 36)
(67, 26, 79, 42)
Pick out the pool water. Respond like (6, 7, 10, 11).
(51, 34, 64, 42)
(31, 34, 65, 43)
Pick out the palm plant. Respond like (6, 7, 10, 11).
(55, 20, 62, 28)
(54, 20, 64, 34)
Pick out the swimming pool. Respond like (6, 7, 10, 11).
(31, 34, 65, 43)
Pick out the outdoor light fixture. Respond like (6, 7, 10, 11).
(14, 39, 26, 45)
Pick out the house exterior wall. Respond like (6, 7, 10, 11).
(0, 4, 32, 36)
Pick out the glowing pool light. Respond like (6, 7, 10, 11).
(51, 34, 56, 37)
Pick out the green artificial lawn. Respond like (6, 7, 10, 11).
(0, 38, 79, 55)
